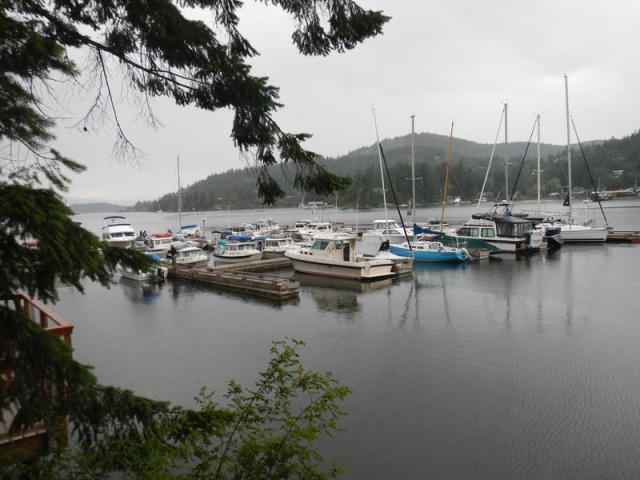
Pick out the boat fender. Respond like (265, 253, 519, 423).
(157, 267, 165, 281)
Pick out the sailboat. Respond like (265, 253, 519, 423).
(387, 116, 471, 263)
(552, 75, 608, 243)
(361, 110, 414, 245)
(451, 104, 546, 254)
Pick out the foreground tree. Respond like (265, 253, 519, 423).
(2, 0, 388, 204)
(1, 0, 385, 476)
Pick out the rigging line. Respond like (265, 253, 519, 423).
(378, 142, 413, 248)
(570, 117, 610, 227)
(508, 116, 538, 202)
(477, 106, 505, 209)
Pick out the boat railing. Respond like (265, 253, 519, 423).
(1, 294, 73, 466)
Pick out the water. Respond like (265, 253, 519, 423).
(55, 199, 640, 479)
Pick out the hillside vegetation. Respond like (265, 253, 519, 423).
(131, 130, 640, 212)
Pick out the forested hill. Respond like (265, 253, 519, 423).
(130, 130, 640, 212)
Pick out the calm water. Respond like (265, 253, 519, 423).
(56, 200, 640, 479)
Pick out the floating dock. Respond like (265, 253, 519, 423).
(606, 230, 640, 243)
(169, 258, 299, 300)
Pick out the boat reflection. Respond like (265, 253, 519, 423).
(295, 273, 393, 314)
(119, 276, 164, 303)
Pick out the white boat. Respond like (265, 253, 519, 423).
(289, 221, 334, 241)
(144, 233, 175, 255)
(285, 234, 395, 281)
(119, 253, 168, 282)
(102, 215, 136, 248)
(361, 219, 413, 245)
(168, 245, 209, 268)
(552, 75, 608, 244)
(212, 236, 263, 264)
(262, 236, 299, 255)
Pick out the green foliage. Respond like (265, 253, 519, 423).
(1, 339, 352, 479)
(1, 0, 389, 204)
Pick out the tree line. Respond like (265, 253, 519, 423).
(132, 129, 640, 212)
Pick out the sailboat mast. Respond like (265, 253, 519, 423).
(177, 155, 182, 229)
(410, 114, 416, 226)
(504, 103, 509, 202)
(439, 122, 454, 229)
(536, 114, 541, 213)
(372, 109, 388, 223)
(564, 74, 573, 222)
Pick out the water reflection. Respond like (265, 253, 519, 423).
(295, 273, 392, 316)
(119, 277, 164, 303)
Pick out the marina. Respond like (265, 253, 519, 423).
(8, 199, 640, 478)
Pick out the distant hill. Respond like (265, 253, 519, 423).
(131, 129, 640, 212)
(69, 202, 129, 214)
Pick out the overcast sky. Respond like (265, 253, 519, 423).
(52, 0, 640, 205)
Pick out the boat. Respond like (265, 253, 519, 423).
(553, 76, 608, 244)
(262, 236, 299, 255)
(288, 221, 334, 241)
(212, 236, 264, 264)
(119, 253, 168, 282)
(102, 215, 136, 248)
(361, 110, 413, 246)
(386, 118, 471, 263)
(452, 201, 545, 254)
(285, 234, 395, 281)
(361, 219, 412, 245)
(389, 240, 471, 263)
(167, 244, 209, 268)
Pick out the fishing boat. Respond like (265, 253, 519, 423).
(102, 215, 136, 248)
(212, 236, 264, 264)
(119, 253, 168, 282)
(285, 234, 395, 281)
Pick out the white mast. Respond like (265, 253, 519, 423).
(504, 102, 509, 201)
(536, 114, 541, 213)
(372, 108, 388, 224)
(564, 74, 573, 223)
(410, 114, 416, 226)
(177, 155, 182, 230)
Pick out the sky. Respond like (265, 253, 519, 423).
(48, 0, 640, 205)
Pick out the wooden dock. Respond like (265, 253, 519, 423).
(606, 230, 640, 243)
(169, 258, 300, 300)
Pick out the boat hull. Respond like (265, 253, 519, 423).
(389, 242, 470, 262)
(285, 251, 395, 281)
(212, 252, 263, 264)
(559, 225, 608, 243)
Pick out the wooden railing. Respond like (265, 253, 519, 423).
(1, 294, 74, 466)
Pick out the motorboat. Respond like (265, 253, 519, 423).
(361, 219, 413, 245)
(102, 215, 136, 248)
(212, 236, 263, 264)
(289, 222, 334, 241)
(169, 245, 209, 268)
(262, 236, 299, 255)
(118, 253, 168, 282)
(452, 201, 546, 254)
(285, 234, 395, 281)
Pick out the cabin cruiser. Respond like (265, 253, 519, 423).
(102, 216, 136, 248)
